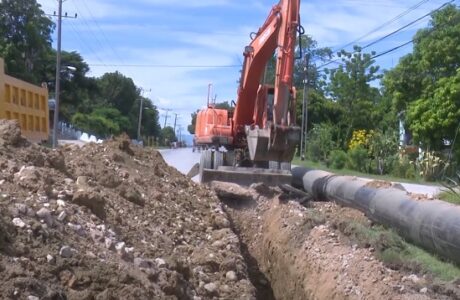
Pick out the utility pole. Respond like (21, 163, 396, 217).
(137, 88, 151, 142)
(173, 113, 179, 134)
(52, 0, 63, 148)
(300, 53, 310, 161)
(51, 2, 77, 148)
(162, 109, 172, 128)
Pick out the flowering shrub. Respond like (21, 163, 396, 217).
(349, 129, 374, 150)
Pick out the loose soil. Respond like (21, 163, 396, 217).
(0, 120, 255, 299)
(1, 119, 458, 300)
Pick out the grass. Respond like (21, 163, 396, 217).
(335, 219, 460, 282)
(438, 191, 460, 205)
(292, 157, 439, 186)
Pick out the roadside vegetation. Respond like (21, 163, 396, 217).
(290, 5, 459, 183)
(325, 209, 460, 282)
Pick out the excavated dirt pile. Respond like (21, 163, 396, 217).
(0, 120, 255, 299)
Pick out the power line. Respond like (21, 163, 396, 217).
(79, 0, 125, 63)
(67, 20, 107, 66)
(335, 0, 432, 51)
(88, 64, 242, 68)
(69, 0, 114, 63)
(317, 0, 454, 70)
(371, 40, 414, 59)
(362, 0, 455, 50)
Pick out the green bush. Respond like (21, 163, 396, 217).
(347, 146, 369, 172)
(306, 124, 337, 162)
(390, 157, 416, 179)
(329, 150, 348, 169)
(368, 131, 399, 175)
(418, 151, 449, 181)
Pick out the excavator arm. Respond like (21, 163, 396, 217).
(195, 0, 302, 186)
(233, 0, 301, 163)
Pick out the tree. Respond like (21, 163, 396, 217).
(326, 47, 382, 148)
(161, 126, 177, 145)
(72, 107, 130, 138)
(384, 4, 460, 151)
(97, 72, 139, 115)
(0, 0, 54, 83)
(188, 110, 199, 134)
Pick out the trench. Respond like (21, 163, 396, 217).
(222, 199, 276, 300)
(219, 192, 321, 300)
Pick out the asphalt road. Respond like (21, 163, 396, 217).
(159, 147, 201, 181)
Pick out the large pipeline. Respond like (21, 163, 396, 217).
(291, 167, 460, 265)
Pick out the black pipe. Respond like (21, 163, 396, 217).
(292, 167, 460, 265)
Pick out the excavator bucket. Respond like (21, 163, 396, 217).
(201, 166, 292, 186)
(196, 149, 292, 187)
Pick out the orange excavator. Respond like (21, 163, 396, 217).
(194, 0, 302, 185)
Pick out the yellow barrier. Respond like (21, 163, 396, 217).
(0, 58, 49, 143)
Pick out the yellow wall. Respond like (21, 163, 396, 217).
(0, 57, 49, 143)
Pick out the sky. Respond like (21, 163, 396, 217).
(36, 0, 454, 134)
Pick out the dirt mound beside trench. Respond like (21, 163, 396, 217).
(0, 121, 255, 299)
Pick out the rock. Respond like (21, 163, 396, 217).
(134, 257, 153, 269)
(420, 287, 428, 294)
(0, 120, 23, 146)
(119, 184, 145, 206)
(89, 229, 103, 242)
(226, 271, 237, 281)
(12, 218, 26, 228)
(38, 195, 48, 203)
(15, 166, 39, 183)
(59, 246, 76, 258)
(46, 150, 66, 171)
(204, 282, 218, 294)
(212, 216, 230, 229)
(155, 258, 166, 268)
(57, 211, 67, 222)
(67, 223, 84, 235)
(27, 296, 39, 300)
(76, 176, 89, 188)
(407, 274, 420, 283)
(86, 251, 97, 259)
(72, 190, 105, 219)
(46, 254, 55, 263)
(15, 203, 27, 214)
(36, 208, 52, 225)
(259, 278, 268, 286)
(210, 181, 253, 202)
(115, 242, 125, 253)
(104, 237, 114, 250)
(64, 178, 74, 185)
(118, 140, 134, 156)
